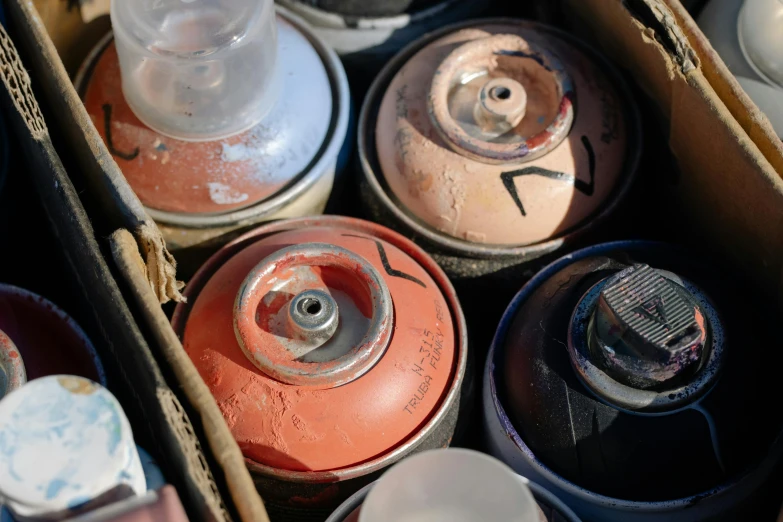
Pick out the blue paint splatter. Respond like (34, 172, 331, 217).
(45, 479, 68, 500)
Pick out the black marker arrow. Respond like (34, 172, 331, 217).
(500, 135, 596, 216)
(103, 104, 140, 161)
(342, 234, 427, 288)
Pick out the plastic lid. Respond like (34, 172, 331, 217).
(738, 0, 783, 88)
(111, 0, 279, 141)
(0, 376, 146, 519)
(359, 449, 539, 522)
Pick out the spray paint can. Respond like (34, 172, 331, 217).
(275, 0, 490, 90)
(359, 19, 641, 283)
(483, 241, 783, 521)
(172, 216, 468, 520)
(74, 4, 351, 255)
(325, 458, 582, 522)
(0, 376, 146, 521)
(0, 284, 106, 389)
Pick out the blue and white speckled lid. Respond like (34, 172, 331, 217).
(0, 376, 145, 520)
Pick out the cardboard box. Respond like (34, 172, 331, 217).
(3, 0, 782, 520)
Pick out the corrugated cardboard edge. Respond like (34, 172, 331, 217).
(564, 0, 783, 303)
(110, 229, 271, 522)
(660, 0, 783, 176)
(4, 0, 184, 305)
(0, 21, 230, 522)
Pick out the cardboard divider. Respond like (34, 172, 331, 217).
(0, 17, 232, 522)
(110, 229, 271, 522)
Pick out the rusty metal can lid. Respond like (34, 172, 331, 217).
(0, 376, 146, 520)
(181, 225, 457, 472)
(0, 328, 25, 400)
(78, 13, 333, 216)
(374, 22, 633, 246)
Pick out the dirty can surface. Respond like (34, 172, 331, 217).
(360, 19, 641, 281)
(171, 216, 468, 519)
(483, 241, 783, 522)
(75, 7, 351, 253)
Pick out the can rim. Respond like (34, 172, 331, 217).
(171, 216, 468, 484)
(0, 283, 107, 387)
(485, 240, 783, 513)
(358, 18, 643, 260)
(73, 6, 351, 229)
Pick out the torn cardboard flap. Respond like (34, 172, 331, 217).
(111, 229, 271, 522)
(563, 0, 783, 302)
(10, 0, 185, 305)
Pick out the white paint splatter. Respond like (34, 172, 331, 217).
(221, 143, 265, 163)
(207, 182, 249, 205)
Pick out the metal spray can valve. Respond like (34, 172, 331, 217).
(428, 33, 575, 165)
(234, 243, 393, 388)
(587, 264, 709, 389)
(567, 263, 723, 412)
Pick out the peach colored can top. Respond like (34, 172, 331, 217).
(375, 23, 628, 246)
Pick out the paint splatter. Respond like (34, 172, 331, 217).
(207, 182, 249, 205)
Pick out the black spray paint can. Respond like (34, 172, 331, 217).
(483, 240, 783, 521)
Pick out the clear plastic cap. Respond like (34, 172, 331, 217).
(111, 0, 279, 141)
(359, 449, 540, 522)
(738, 0, 783, 88)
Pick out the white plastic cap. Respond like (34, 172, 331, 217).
(359, 449, 540, 522)
(738, 0, 783, 88)
(111, 0, 279, 141)
(0, 376, 146, 520)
